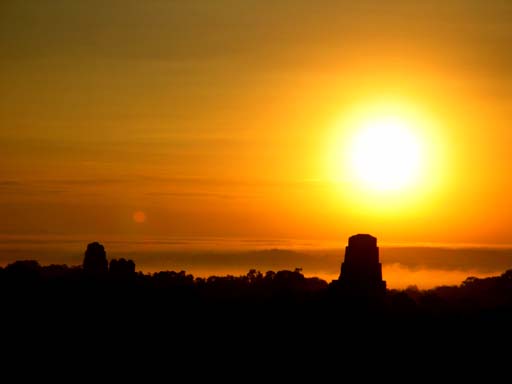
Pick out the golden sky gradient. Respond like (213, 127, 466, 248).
(2, 1, 512, 246)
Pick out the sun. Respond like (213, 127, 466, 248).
(325, 99, 446, 210)
(348, 115, 423, 191)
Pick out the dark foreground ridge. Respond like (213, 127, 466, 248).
(2, 236, 512, 356)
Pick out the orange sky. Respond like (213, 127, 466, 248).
(1, 1, 512, 247)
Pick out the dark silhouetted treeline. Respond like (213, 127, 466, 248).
(3, 242, 512, 369)
(3, 241, 512, 352)
(0, 258, 329, 307)
(2, 242, 512, 318)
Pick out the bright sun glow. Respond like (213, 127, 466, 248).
(349, 116, 422, 191)
(325, 100, 446, 214)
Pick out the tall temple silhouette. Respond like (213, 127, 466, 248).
(335, 234, 386, 296)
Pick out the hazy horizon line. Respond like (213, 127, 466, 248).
(1, 234, 511, 251)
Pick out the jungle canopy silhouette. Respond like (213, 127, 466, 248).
(2, 236, 512, 322)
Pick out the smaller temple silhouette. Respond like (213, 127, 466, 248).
(83, 242, 136, 279)
(83, 242, 108, 276)
(335, 234, 386, 297)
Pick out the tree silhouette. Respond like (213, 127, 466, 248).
(109, 258, 136, 278)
